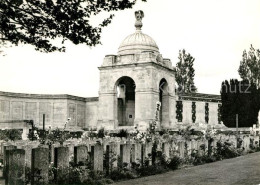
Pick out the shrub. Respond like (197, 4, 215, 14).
(97, 128, 106, 138)
(0, 129, 22, 141)
(214, 140, 241, 160)
(116, 129, 128, 138)
(191, 150, 216, 165)
(167, 155, 182, 170)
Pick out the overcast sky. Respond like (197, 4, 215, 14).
(0, 0, 260, 97)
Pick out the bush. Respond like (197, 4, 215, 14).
(214, 140, 241, 160)
(116, 129, 128, 138)
(0, 129, 22, 141)
(97, 128, 106, 138)
(191, 150, 217, 165)
(167, 155, 182, 170)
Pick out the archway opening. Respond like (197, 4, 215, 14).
(116, 76, 136, 126)
(159, 78, 169, 125)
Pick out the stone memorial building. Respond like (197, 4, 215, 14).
(0, 11, 223, 132)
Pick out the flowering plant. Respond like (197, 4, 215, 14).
(204, 128, 216, 141)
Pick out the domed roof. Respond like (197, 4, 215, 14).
(118, 31, 159, 55)
(118, 10, 159, 55)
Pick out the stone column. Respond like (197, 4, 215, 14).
(3, 145, 17, 180)
(31, 147, 49, 184)
(144, 142, 152, 165)
(93, 144, 103, 171)
(162, 142, 170, 159)
(121, 144, 131, 168)
(7, 149, 25, 185)
(74, 145, 88, 165)
(110, 142, 120, 168)
(54, 146, 70, 181)
(97, 92, 117, 130)
(134, 143, 142, 163)
(243, 136, 250, 152)
(178, 141, 185, 158)
(253, 136, 259, 148)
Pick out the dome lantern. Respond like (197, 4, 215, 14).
(118, 10, 159, 55)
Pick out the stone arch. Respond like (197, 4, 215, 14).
(159, 78, 170, 127)
(115, 76, 136, 126)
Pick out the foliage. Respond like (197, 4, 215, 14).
(238, 45, 260, 89)
(176, 101, 183, 122)
(214, 140, 241, 160)
(220, 79, 260, 127)
(97, 128, 106, 138)
(0, 0, 147, 53)
(167, 155, 182, 170)
(116, 129, 128, 138)
(0, 129, 22, 141)
(175, 49, 197, 93)
(178, 126, 202, 140)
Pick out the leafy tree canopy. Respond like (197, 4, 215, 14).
(238, 45, 260, 89)
(175, 49, 197, 93)
(0, 0, 146, 52)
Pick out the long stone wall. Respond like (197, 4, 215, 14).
(0, 91, 89, 129)
(0, 91, 222, 130)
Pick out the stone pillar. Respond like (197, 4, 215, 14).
(178, 141, 185, 158)
(3, 145, 17, 180)
(97, 92, 117, 130)
(253, 136, 259, 148)
(230, 136, 237, 148)
(54, 147, 70, 181)
(186, 141, 192, 155)
(74, 145, 88, 165)
(7, 149, 25, 185)
(134, 143, 142, 163)
(121, 144, 131, 168)
(134, 91, 155, 131)
(31, 147, 49, 184)
(243, 136, 250, 152)
(93, 144, 103, 171)
(191, 139, 197, 151)
(162, 142, 170, 159)
(144, 142, 152, 165)
(110, 142, 120, 168)
(22, 127, 29, 140)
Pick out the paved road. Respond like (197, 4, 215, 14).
(114, 152, 260, 185)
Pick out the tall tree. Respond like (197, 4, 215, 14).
(0, 0, 146, 53)
(175, 49, 197, 93)
(238, 45, 260, 89)
(220, 79, 260, 127)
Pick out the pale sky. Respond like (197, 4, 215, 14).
(0, 0, 260, 97)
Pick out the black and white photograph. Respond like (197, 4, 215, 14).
(0, 0, 260, 184)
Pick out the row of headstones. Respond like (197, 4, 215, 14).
(2, 139, 209, 185)
(2, 135, 258, 185)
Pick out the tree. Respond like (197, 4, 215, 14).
(238, 44, 260, 89)
(175, 49, 197, 93)
(0, 0, 146, 53)
(220, 79, 260, 127)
